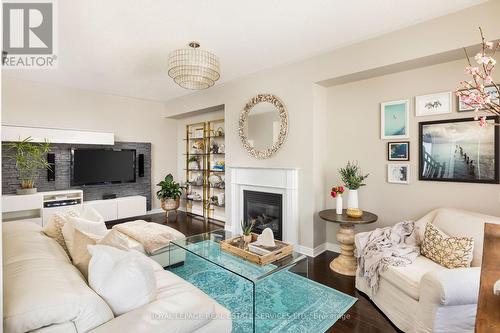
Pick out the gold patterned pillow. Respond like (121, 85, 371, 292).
(420, 223, 474, 269)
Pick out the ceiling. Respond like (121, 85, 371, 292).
(3, 0, 484, 102)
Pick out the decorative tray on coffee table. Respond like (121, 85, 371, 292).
(220, 233, 293, 265)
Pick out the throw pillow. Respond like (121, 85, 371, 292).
(62, 206, 107, 258)
(42, 213, 70, 254)
(72, 229, 100, 279)
(420, 223, 474, 269)
(87, 245, 157, 316)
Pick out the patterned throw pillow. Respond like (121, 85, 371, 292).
(42, 213, 70, 254)
(420, 223, 474, 269)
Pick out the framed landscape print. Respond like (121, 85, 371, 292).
(388, 164, 410, 184)
(419, 117, 499, 184)
(457, 85, 499, 112)
(381, 100, 409, 139)
(415, 92, 452, 117)
(388, 142, 410, 161)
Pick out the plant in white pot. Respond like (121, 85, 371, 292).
(156, 174, 183, 214)
(339, 161, 369, 217)
(6, 137, 51, 195)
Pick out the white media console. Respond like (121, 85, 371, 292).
(2, 190, 147, 226)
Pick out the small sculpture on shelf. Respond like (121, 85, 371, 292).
(191, 140, 204, 154)
(187, 155, 201, 170)
(212, 160, 225, 171)
(210, 141, 220, 154)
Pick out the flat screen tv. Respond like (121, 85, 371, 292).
(71, 148, 136, 186)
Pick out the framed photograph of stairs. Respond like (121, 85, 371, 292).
(419, 117, 499, 184)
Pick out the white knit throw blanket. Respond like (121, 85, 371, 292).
(113, 220, 177, 254)
(355, 220, 419, 294)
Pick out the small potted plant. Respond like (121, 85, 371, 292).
(241, 219, 256, 243)
(156, 174, 183, 214)
(6, 137, 51, 195)
(330, 186, 345, 215)
(339, 161, 369, 216)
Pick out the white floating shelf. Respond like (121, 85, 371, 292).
(2, 125, 114, 145)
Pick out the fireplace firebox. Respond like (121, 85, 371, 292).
(243, 190, 283, 241)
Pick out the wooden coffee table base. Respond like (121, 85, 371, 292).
(329, 224, 357, 276)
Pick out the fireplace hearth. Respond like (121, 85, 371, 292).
(243, 190, 283, 241)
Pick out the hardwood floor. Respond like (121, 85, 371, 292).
(107, 211, 400, 333)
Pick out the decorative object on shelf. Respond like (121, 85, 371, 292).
(208, 173, 222, 188)
(167, 41, 220, 90)
(189, 174, 204, 186)
(319, 209, 378, 276)
(187, 155, 201, 170)
(194, 128, 204, 138)
(419, 117, 499, 184)
(388, 142, 410, 161)
(239, 93, 288, 159)
(187, 192, 202, 201)
(241, 219, 256, 243)
(156, 174, 183, 217)
(388, 164, 410, 184)
(455, 27, 499, 122)
(6, 137, 51, 195)
(215, 127, 224, 137)
(220, 233, 293, 265)
(346, 208, 363, 218)
(212, 159, 225, 171)
(218, 143, 225, 153)
(339, 161, 369, 210)
(415, 92, 452, 117)
(191, 140, 205, 154)
(381, 100, 409, 139)
(330, 186, 345, 215)
(209, 194, 224, 207)
(216, 193, 225, 206)
(210, 141, 220, 154)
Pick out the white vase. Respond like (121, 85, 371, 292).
(336, 195, 343, 214)
(347, 189, 359, 209)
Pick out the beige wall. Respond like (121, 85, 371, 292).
(1, 77, 177, 209)
(163, 1, 500, 250)
(326, 59, 500, 240)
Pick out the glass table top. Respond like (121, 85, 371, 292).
(170, 229, 307, 283)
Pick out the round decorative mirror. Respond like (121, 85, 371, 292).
(239, 94, 288, 159)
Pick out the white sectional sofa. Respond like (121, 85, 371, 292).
(3, 222, 232, 333)
(355, 208, 500, 333)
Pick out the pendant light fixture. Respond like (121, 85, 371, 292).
(167, 41, 220, 90)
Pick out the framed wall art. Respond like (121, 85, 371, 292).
(457, 85, 499, 112)
(388, 142, 410, 161)
(381, 100, 409, 139)
(415, 92, 452, 117)
(419, 116, 499, 184)
(388, 164, 410, 184)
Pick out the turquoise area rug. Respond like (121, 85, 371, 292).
(168, 241, 356, 333)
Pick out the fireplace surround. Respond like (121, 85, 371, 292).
(229, 167, 298, 246)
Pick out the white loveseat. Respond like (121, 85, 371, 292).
(355, 208, 500, 333)
(3, 222, 232, 333)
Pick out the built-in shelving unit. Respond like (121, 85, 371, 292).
(184, 119, 225, 222)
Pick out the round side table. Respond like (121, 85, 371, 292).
(319, 209, 377, 276)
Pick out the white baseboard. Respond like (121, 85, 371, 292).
(295, 242, 341, 257)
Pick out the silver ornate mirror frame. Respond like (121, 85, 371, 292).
(239, 93, 288, 159)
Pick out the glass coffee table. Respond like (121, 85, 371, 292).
(168, 229, 308, 332)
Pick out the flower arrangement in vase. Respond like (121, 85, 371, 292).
(330, 186, 345, 215)
(456, 27, 500, 125)
(339, 161, 369, 217)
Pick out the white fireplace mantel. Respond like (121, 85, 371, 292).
(229, 166, 299, 246)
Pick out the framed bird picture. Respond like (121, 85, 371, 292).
(381, 100, 409, 139)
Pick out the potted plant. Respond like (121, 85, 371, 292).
(156, 174, 183, 213)
(6, 137, 51, 195)
(241, 219, 256, 243)
(339, 161, 369, 211)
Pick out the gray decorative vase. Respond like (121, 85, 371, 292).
(16, 188, 37, 195)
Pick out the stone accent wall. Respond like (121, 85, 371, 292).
(2, 141, 152, 210)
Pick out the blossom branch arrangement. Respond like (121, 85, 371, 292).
(456, 27, 500, 126)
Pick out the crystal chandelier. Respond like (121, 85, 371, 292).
(167, 41, 220, 90)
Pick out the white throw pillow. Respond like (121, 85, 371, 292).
(62, 206, 108, 257)
(87, 245, 157, 316)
